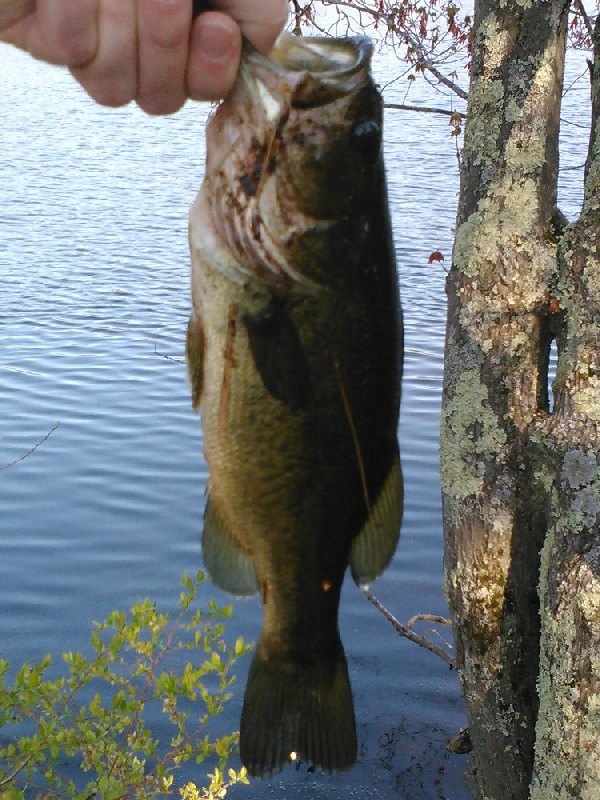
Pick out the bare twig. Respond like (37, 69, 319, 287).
(385, 103, 464, 118)
(406, 613, 453, 629)
(0, 422, 60, 471)
(321, 0, 469, 100)
(559, 162, 587, 172)
(0, 755, 35, 787)
(291, 0, 308, 33)
(416, 60, 469, 102)
(362, 587, 457, 669)
(154, 344, 184, 364)
(572, 0, 594, 41)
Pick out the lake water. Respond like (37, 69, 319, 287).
(0, 35, 589, 800)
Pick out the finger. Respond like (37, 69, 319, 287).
(34, 0, 98, 65)
(0, 1, 34, 32)
(70, 0, 137, 108)
(186, 11, 241, 102)
(136, 0, 192, 115)
(211, 0, 288, 53)
(2, 0, 98, 66)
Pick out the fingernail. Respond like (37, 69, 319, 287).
(195, 17, 237, 63)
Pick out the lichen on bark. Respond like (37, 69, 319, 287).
(441, 1, 569, 797)
(440, 368, 508, 499)
(528, 422, 600, 800)
(527, 18, 600, 796)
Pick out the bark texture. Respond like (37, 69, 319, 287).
(529, 17, 600, 798)
(440, 0, 568, 797)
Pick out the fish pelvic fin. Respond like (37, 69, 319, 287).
(202, 496, 259, 596)
(186, 312, 205, 412)
(350, 448, 403, 586)
(240, 640, 357, 777)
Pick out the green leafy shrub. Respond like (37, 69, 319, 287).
(0, 571, 251, 799)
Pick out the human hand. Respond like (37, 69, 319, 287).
(0, 0, 288, 114)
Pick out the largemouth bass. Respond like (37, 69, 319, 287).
(187, 33, 403, 777)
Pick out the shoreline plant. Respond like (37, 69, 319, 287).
(0, 571, 251, 799)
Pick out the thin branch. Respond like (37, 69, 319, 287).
(417, 60, 469, 101)
(321, 0, 469, 100)
(572, 0, 594, 41)
(291, 0, 308, 33)
(406, 613, 453, 629)
(362, 587, 457, 670)
(0, 422, 60, 471)
(560, 115, 591, 130)
(559, 162, 587, 172)
(0, 755, 35, 787)
(385, 102, 464, 118)
(154, 345, 184, 364)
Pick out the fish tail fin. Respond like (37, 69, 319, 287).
(239, 640, 357, 777)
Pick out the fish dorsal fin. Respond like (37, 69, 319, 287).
(349, 450, 403, 586)
(202, 495, 259, 596)
(186, 312, 205, 412)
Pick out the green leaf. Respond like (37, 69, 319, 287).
(234, 636, 246, 657)
(0, 572, 251, 798)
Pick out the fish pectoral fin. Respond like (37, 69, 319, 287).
(242, 296, 312, 411)
(240, 639, 357, 777)
(349, 449, 403, 586)
(186, 311, 205, 412)
(202, 496, 259, 596)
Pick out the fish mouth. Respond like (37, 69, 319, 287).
(203, 35, 376, 294)
(246, 33, 374, 109)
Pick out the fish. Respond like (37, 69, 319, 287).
(186, 32, 403, 777)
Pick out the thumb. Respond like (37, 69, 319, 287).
(187, 11, 242, 101)
(208, 0, 288, 53)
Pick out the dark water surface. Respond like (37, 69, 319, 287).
(0, 39, 588, 800)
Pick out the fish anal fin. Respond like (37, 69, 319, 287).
(240, 640, 357, 777)
(186, 312, 205, 412)
(350, 449, 403, 586)
(202, 496, 259, 596)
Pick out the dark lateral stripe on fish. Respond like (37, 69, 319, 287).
(240, 640, 357, 777)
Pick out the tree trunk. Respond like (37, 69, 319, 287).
(440, 1, 568, 797)
(528, 17, 600, 798)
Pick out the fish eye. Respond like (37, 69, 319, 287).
(351, 120, 381, 158)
